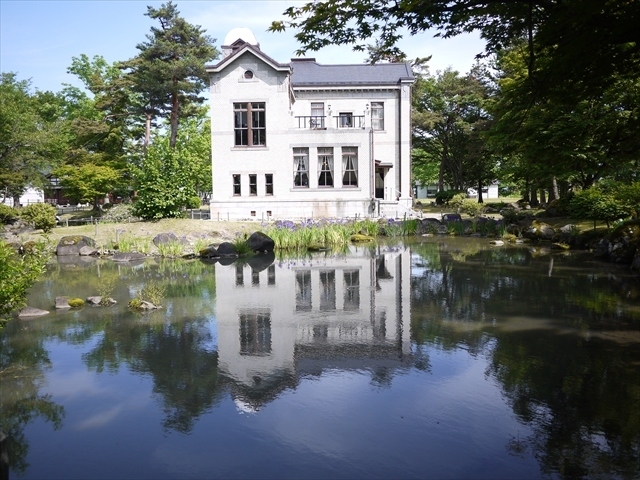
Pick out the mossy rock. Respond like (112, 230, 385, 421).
(56, 235, 96, 256)
(68, 298, 85, 308)
(350, 234, 375, 243)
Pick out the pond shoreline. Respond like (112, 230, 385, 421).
(2, 215, 638, 272)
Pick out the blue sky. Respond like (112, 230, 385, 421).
(1, 0, 485, 93)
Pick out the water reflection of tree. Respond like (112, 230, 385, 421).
(410, 242, 640, 478)
(23, 259, 221, 435)
(488, 330, 640, 479)
(83, 317, 222, 433)
(0, 322, 65, 474)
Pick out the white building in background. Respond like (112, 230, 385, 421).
(414, 182, 500, 200)
(214, 246, 413, 410)
(207, 28, 415, 221)
(0, 187, 44, 207)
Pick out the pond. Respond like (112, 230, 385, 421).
(1, 237, 639, 479)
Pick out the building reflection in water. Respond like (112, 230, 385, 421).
(215, 246, 412, 412)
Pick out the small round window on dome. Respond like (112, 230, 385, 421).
(244, 70, 254, 79)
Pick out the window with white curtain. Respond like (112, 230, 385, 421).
(293, 147, 309, 187)
(371, 102, 384, 130)
(341, 147, 358, 187)
(317, 147, 334, 187)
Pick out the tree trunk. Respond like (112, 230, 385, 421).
(539, 187, 546, 205)
(477, 179, 484, 204)
(523, 178, 531, 203)
(144, 112, 152, 149)
(551, 176, 559, 200)
(530, 187, 539, 207)
(169, 91, 179, 148)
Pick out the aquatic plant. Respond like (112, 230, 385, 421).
(156, 240, 184, 258)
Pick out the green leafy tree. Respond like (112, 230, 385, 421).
(131, 111, 211, 219)
(270, 1, 639, 107)
(569, 186, 629, 229)
(121, 1, 218, 148)
(488, 44, 640, 203)
(0, 241, 49, 321)
(413, 67, 493, 195)
(55, 163, 122, 210)
(0, 73, 67, 204)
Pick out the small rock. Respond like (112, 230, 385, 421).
(19, 307, 49, 317)
(55, 296, 71, 309)
(79, 245, 98, 256)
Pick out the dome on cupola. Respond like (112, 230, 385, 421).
(223, 27, 258, 46)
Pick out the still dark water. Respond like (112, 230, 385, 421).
(2, 237, 639, 479)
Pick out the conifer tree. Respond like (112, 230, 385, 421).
(123, 1, 218, 148)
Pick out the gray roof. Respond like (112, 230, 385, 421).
(290, 59, 414, 87)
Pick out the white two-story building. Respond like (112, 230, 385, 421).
(207, 28, 415, 221)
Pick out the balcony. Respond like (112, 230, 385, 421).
(296, 116, 326, 129)
(294, 115, 366, 130)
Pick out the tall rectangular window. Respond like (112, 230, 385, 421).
(249, 174, 257, 196)
(339, 112, 353, 128)
(343, 270, 360, 311)
(371, 102, 384, 130)
(319, 270, 336, 311)
(234, 102, 266, 147)
(318, 147, 334, 187)
(310, 102, 324, 128)
(239, 313, 271, 356)
(342, 147, 358, 187)
(235, 263, 244, 286)
(265, 174, 273, 195)
(296, 270, 312, 312)
(233, 174, 241, 196)
(293, 148, 309, 187)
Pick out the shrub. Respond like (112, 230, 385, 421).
(435, 190, 465, 205)
(0, 204, 18, 224)
(616, 182, 640, 219)
(185, 195, 202, 209)
(450, 194, 484, 217)
(570, 187, 628, 228)
(139, 282, 166, 307)
(101, 204, 139, 223)
(0, 240, 49, 321)
(20, 203, 57, 232)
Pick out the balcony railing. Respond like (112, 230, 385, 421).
(334, 115, 365, 129)
(294, 115, 366, 129)
(296, 116, 326, 129)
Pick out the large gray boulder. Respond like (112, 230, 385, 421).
(247, 232, 275, 253)
(217, 242, 237, 256)
(153, 232, 179, 246)
(199, 245, 218, 259)
(523, 220, 555, 241)
(56, 235, 96, 256)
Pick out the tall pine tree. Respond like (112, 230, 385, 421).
(122, 1, 218, 148)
